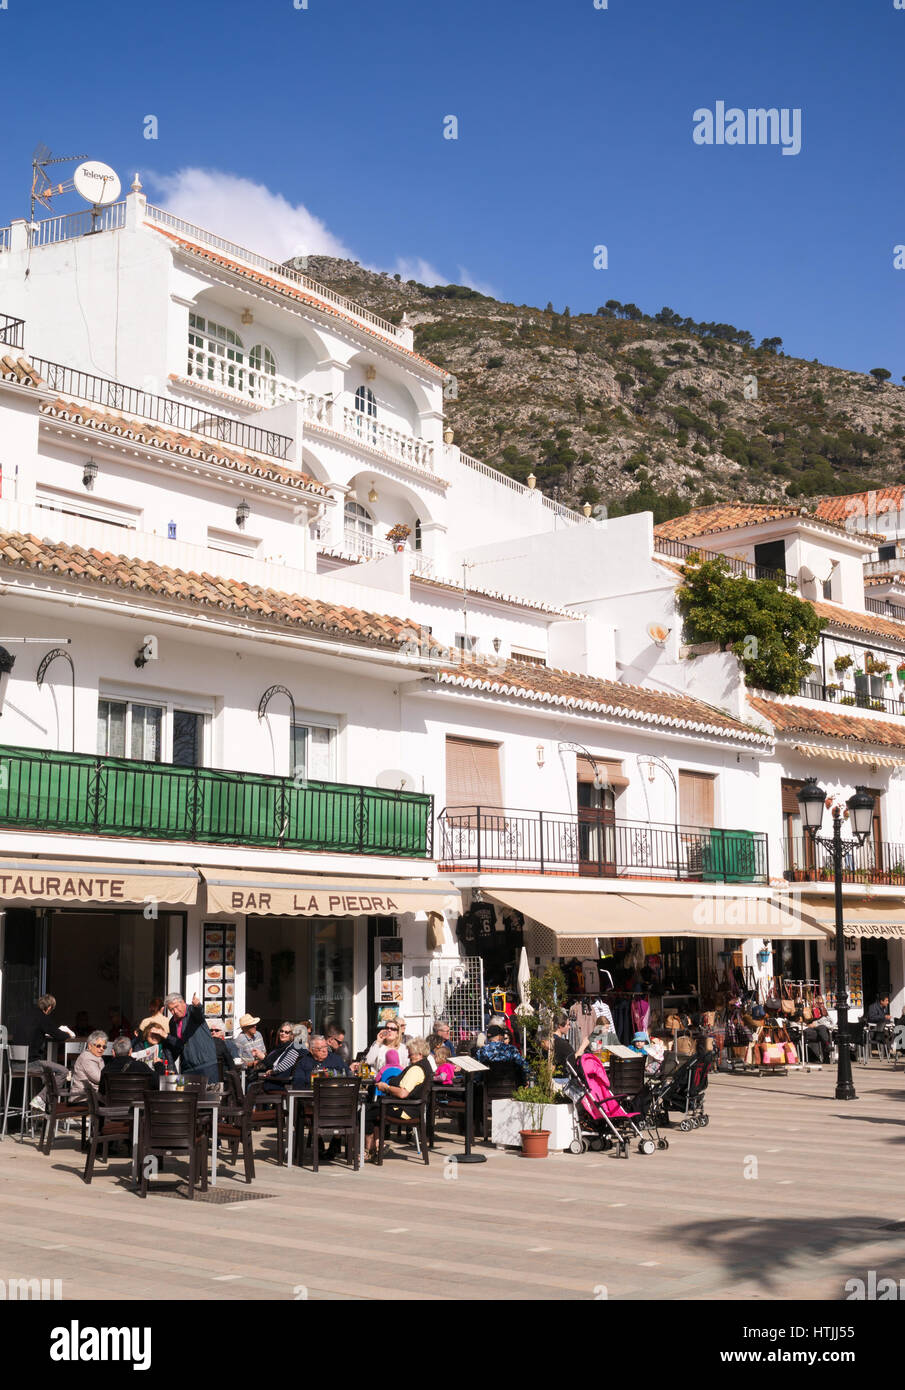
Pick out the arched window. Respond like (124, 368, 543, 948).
(187, 314, 244, 392)
(248, 344, 277, 405)
(354, 385, 377, 417)
(344, 500, 375, 555)
(354, 385, 378, 444)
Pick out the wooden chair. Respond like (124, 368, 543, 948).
(480, 1060, 524, 1140)
(377, 1074, 432, 1166)
(303, 1076, 360, 1172)
(216, 1084, 258, 1183)
(137, 1092, 208, 1199)
(38, 1065, 89, 1156)
(82, 1085, 133, 1184)
(246, 1081, 285, 1165)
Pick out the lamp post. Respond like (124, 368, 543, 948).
(0, 646, 15, 715)
(797, 778, 875, 1101)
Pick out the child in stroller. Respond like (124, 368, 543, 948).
(563, 1052, 665, 1157)
(644, 1047, 712, 1132)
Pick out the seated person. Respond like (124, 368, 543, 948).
(292, 1034, 351, 1088)
(578, 1023, 620, 1057)
(364, 1021, 409, 1071)
(375, 1048, 403, 1085)
(364, 1039, 431, 1159)
(325, 1024, 350, 1063)
(796, 1004, 833, 1063)
(629, 1030, 666, 1074)
(14, 992, 76, 1112)
(69, 1031, 109, 1102)
(428, 1019, 457, 1055)
(208, 1019, 241, 1071)
(256, 1021, 308, 1091)
(476, 1024, 527, 1079)
(432, 1045, 456, 1086)
(867, 995, 891, 1028)
(235, 1014, 266, 1066)
(102, 1035, 155, 1083)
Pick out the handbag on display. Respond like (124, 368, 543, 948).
(760, 1043, 786, 1065)
(676, 1036, 696, 1056)
(783, 1042, 798, 1065)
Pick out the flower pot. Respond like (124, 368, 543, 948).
(519, 1129, 551, 1158)
(393, 542, 405, 553)
(492, 1099, 579, 1150)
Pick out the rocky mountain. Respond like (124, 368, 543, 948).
(304, 256, 905, 522)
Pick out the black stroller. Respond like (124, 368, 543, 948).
(646, 1048, 713, 1132)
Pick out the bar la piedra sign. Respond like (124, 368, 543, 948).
(224, 888, 404, 915)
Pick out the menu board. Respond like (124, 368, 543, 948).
(824, 961, 863, 1011)
(375, 935, 403, 1005)
(203, 923, 237, 1021)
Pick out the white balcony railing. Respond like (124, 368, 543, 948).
(337, 527, 433, 576)
(186, 345, 300, 408)
(340, 406, 434, 471)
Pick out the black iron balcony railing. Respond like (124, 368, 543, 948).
(28, 356, 294, 462)
(0, 314, 25, 351)
(0, 745, 432, 859)
(866, 596, 905, 623)
(784, 837, 905, 887)
(438, 806, 768, 882)
(798, 679, 905, 718)
(654, 536, 794, 589)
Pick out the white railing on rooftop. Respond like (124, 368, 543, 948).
(459, 452, 587, 523)
(0, 226, 9, 254)
(0, 203, 128, 252)
(145, 204, 406, 344)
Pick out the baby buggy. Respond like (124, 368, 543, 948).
(563, 1053, 665, 1157)
(646, 1049, 712, 1131)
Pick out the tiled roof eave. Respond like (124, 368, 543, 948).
(438, 671, 773, 745)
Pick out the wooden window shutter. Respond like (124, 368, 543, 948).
(781, 780, 803, 816)
(678, 770, 715, 827)
(445, 737, 502, 809)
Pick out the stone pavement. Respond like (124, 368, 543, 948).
(1, 1065, 904, 1302)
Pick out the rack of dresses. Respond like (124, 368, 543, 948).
(567, 991, 650, 1048)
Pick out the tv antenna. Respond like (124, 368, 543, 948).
(30, 145, 89, 221)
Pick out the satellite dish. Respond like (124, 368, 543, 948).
(376, 769, 417, 793)
(647, 622, 671, 646)
(798, 565, 816, 586)
(73, 161, 121, 207)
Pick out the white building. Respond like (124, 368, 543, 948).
(1, 182, 899, 1058)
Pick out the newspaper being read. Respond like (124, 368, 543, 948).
(451, 1055, 489, 1073)
(604, 1043, 640, 1060)
(131, 1046, 158, 1064)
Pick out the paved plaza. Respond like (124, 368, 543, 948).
(1, 1066, 904, 1302)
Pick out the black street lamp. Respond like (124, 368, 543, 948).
(0, 645, 15, 715)
(797, 778, 875, 1101)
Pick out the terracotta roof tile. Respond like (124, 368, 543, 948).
(150, 227, 446, 378)
(0, 528, 443, 653)
(748, 696, 905, 750)
(653, 502, 854, 543)
(39, 396, 326, 496)
(815, 488, 905, 526)
(809, 598, 905, 644)
(437, 660, 771, 744)
(0, 354, 44, 389)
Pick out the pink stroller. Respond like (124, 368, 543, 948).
(564, 1053, 660, 1157)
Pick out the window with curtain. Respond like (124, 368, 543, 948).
(291, 723, 336, 782)
(97, 699, 162, 762)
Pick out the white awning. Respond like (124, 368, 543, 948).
(0, 858, 199, 907)
(484, 889, 829, 941)
(203, 871, 460, 918)
(800, 895, 905, 940)
(792, 743, 905, 768)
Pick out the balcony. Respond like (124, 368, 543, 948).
(654, 536, 795, 589)
(438, 806, 768, 882)
(0, 745, 433, 859)
(798, 680, 905, 718)
(0, 314, 25, 350)
(336, 527, 434, 577)
(784, 837, 905, 887)
(866, 596, 905, 623)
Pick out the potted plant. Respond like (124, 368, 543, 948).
(385, 523, 411, 553)
(897, 664, 905, 682)
(493, 962, 567, 1156)
(840, 694, 856, 706)
(826, 683, 840, 701)
(834, 654, 853, 676)
(511, 1082, 556, 1157)
(865, 655, 889, 699)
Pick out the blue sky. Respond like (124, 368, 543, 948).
(0, 0, 902, 378)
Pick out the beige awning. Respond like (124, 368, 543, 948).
(203, 871, 460, 917)
(800, 895, 905, 940)
(0, 858, 199, 906)
(485, 889, 828, 941)
(793, 743, 905, 768)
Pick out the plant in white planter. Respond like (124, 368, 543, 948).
(385, 523, 411, 553)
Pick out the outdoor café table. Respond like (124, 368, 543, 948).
(126, 1094, 221, 1188)
(284, 1083, 368, 1172)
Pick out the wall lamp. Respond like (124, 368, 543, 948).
(236, 500, 251, 529)
(82, 458, 98, 491)
(36, 647, 76, 751)
(536, 744, 545, 768)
